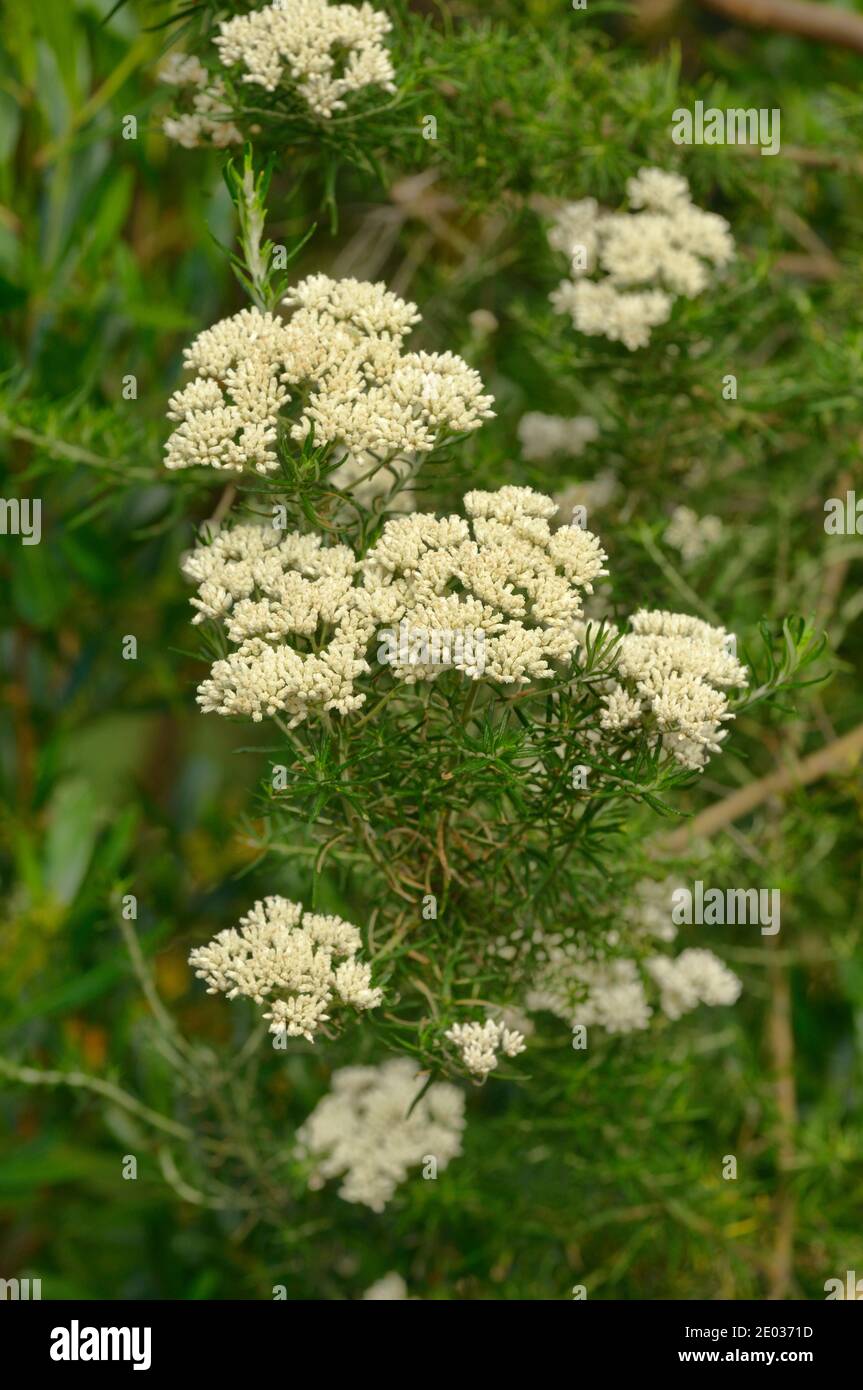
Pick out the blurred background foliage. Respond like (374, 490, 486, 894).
(0, 0, 861, 1298)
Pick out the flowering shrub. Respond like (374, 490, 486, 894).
(167, 182, 756, 1091)
(2, 0, 856, 1307)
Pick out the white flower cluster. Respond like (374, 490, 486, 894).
(181, 523, 375, 724)
(296, 1058, 465, 1211)
(664, 504, 724, 564)
(553, 471, 619, 526)
(165, 308, 290, 473)
(496, 916, 741, 1036)
(361, 485, 608, 685)
(517, 411, 599, 461)
(558, 946, 741, 1030)
(182, 487, 608, 722)
(165, 276, 494, 474)
(646, 949, 742, 1020)
(524, 941, 653, 1035)
(159, 52, 242, 149)
(444, 1017, 527, 1078)
(362, 1272, 409, 1300)
(594, 609, 748, 771)
(548, 168, 735, 349)
(216, 0, 396, 119)
(624, 876, 682, 943)
(188, 895, 382, 1042)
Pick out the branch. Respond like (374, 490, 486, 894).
(765, 929, 797, 1299)
(659, 722, 863, 851)
(0, 1058, 194, 1143)
(698, 0, 863, 54)
(0, 415, 151, 479)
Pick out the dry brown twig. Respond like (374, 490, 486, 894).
(659, 722, 863, 852)
(698, 0, 863, 53)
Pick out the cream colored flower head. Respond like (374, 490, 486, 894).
(182, 522, 375, 725)
(183, 487, 605, 724)
(363, 1272, 409, 1300)
(159, 52, 243, 149)
(296, 1057, 465, 1211)
(594, 608, 748, 770)
(445, 1017, 527, 1078)
(525, 937, 741, 1034)
(362, 485, 609, 686)
(549, 168, 734, 349)
(165, 276, 494, 475)
(189, 895, 382, 1043)
(497, 913, 741, 1037)
(215, 0, 396, 118)
(517, 411, 599, 462)
(166, 309, 289, 473)
(664, 504, 724, 565)
(524, 937, 654, 1035)
(646, 948, 742, 1021)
